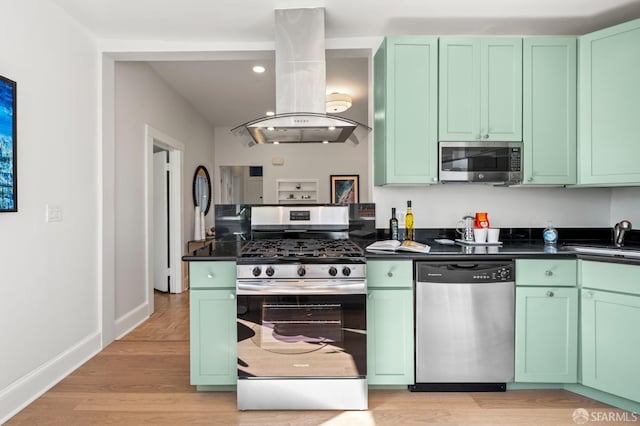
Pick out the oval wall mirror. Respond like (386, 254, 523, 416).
(192, 165, 212, 215)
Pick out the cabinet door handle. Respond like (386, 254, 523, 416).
(546, 291, 554, 297)
(527, 177, 534, 182)
(583, 291, 594, 299)
(545, 270, 553, 276)
(387, 271, 394, 277)
(368, 293, 373, 299)
(483, 134, 489, 139)
(229, 293, 235, 300)
(207, 273, 214, 279)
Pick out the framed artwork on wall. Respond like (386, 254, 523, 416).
(0, 75, 17, 212)
(330, 174, 359, 204)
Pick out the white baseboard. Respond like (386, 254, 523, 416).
(0, 332, 101, 424)
(114, 301, 150, 339)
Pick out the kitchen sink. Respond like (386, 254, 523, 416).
(564, 245, 640, 258)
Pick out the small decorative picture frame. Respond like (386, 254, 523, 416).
(0, 74, 17, 212)
(330, 174, 359, 204)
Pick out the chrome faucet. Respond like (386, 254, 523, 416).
(614, 220, 632, 247)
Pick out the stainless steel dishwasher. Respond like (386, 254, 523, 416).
(411, 261, 515, 392)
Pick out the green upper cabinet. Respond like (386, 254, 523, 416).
(439, 37, 522, 142)
(374, 36, 439, 185)
(522, 37, 577, 185)
(578, 19, 640, 185)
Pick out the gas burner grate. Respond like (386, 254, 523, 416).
(239, 239, 363, 259)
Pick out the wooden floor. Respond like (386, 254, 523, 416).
(7, 291, 629, 425)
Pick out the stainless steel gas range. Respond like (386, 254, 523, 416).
(236, 205, 368, 410)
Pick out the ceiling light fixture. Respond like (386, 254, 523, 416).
(326, 92, 352, 113)
(322, 140, 329, 144)
(253, 65, 266, 73)
(273, 141, 280, 145)
(266, 111, 275, 116)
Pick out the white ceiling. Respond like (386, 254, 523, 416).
(51, 0, 640, 128)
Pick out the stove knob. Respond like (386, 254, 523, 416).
(252, 266, 262, 277)
(265, 266, 275, 277)
(297, 266, 306, 277)
(328, 266, 338, 277)
(342, 266, 351, 276)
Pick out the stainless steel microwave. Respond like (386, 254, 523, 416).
(439, 141, 522, 184)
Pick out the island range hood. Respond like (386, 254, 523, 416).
(231, 8, 368, 145)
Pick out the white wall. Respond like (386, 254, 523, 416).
(610, 187, 640, 226)
(0, 1, 100, 421)
(214, 127, 369, 204)
(114, 62, 215, 319)
(372, 185, 613, 230)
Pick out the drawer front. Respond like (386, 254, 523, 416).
(580, 260, 640, 295)
(189, 261, 236, 289)
(367, 260, 413, 288)
(516, 259, 577, 286)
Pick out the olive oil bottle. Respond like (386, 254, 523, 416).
(405, 200, 414, 241)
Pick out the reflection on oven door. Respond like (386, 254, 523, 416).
(237, 295, 366, 378)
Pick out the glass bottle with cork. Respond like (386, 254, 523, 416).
(405, 200, 414, 241)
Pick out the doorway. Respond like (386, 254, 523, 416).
(146, 125, 184, 316)
(153, 147, 170, 292)
(220, 165, 263, 204)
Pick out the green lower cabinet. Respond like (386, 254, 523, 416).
(190, 289, 237, 385)
(367, 288, 414, 385)
(515, 287, 578, 383)
(581, 289, 640, 402)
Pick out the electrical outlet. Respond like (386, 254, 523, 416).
(46, 204, 63, 222)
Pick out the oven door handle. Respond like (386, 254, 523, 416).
(237, 282, 367, 295)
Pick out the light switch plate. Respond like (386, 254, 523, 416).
(46, 204, 63, 222)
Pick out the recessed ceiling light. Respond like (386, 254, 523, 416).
(328, 126, 336, 131)
(273, 141, 280, 145)
(322, 140, 329, 144)
(266, 111, 275, 116)
(267, 126, 275, 131)
(253, 65, 266, 73)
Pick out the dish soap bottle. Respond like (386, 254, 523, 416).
(389, 208, 399, 240)
(543, 221, 558, 245)
(405, 201, 414, 241)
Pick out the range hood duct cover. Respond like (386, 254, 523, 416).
(232, 8, 368, 145)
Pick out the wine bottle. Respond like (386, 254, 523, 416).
(390, 208, 399, 240)
(405, 201, 414, 241)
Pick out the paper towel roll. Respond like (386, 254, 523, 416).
(194, 206, 201, 240)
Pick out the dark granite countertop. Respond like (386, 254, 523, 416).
(182, 237, 640, 265)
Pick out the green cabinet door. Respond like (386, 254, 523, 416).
(581, 289, 640, 402)
(523, 37, 577, 185)
(190, 289, 237, 385)
(482, 38, 523, 141)
(367, 288, 414, 385)
(439, 37, 522, 142)
(374, 36, 438, 185)
(515, 287, 578, 383)
(579, 19, 640, 185)
(439, 37, 480, 141)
